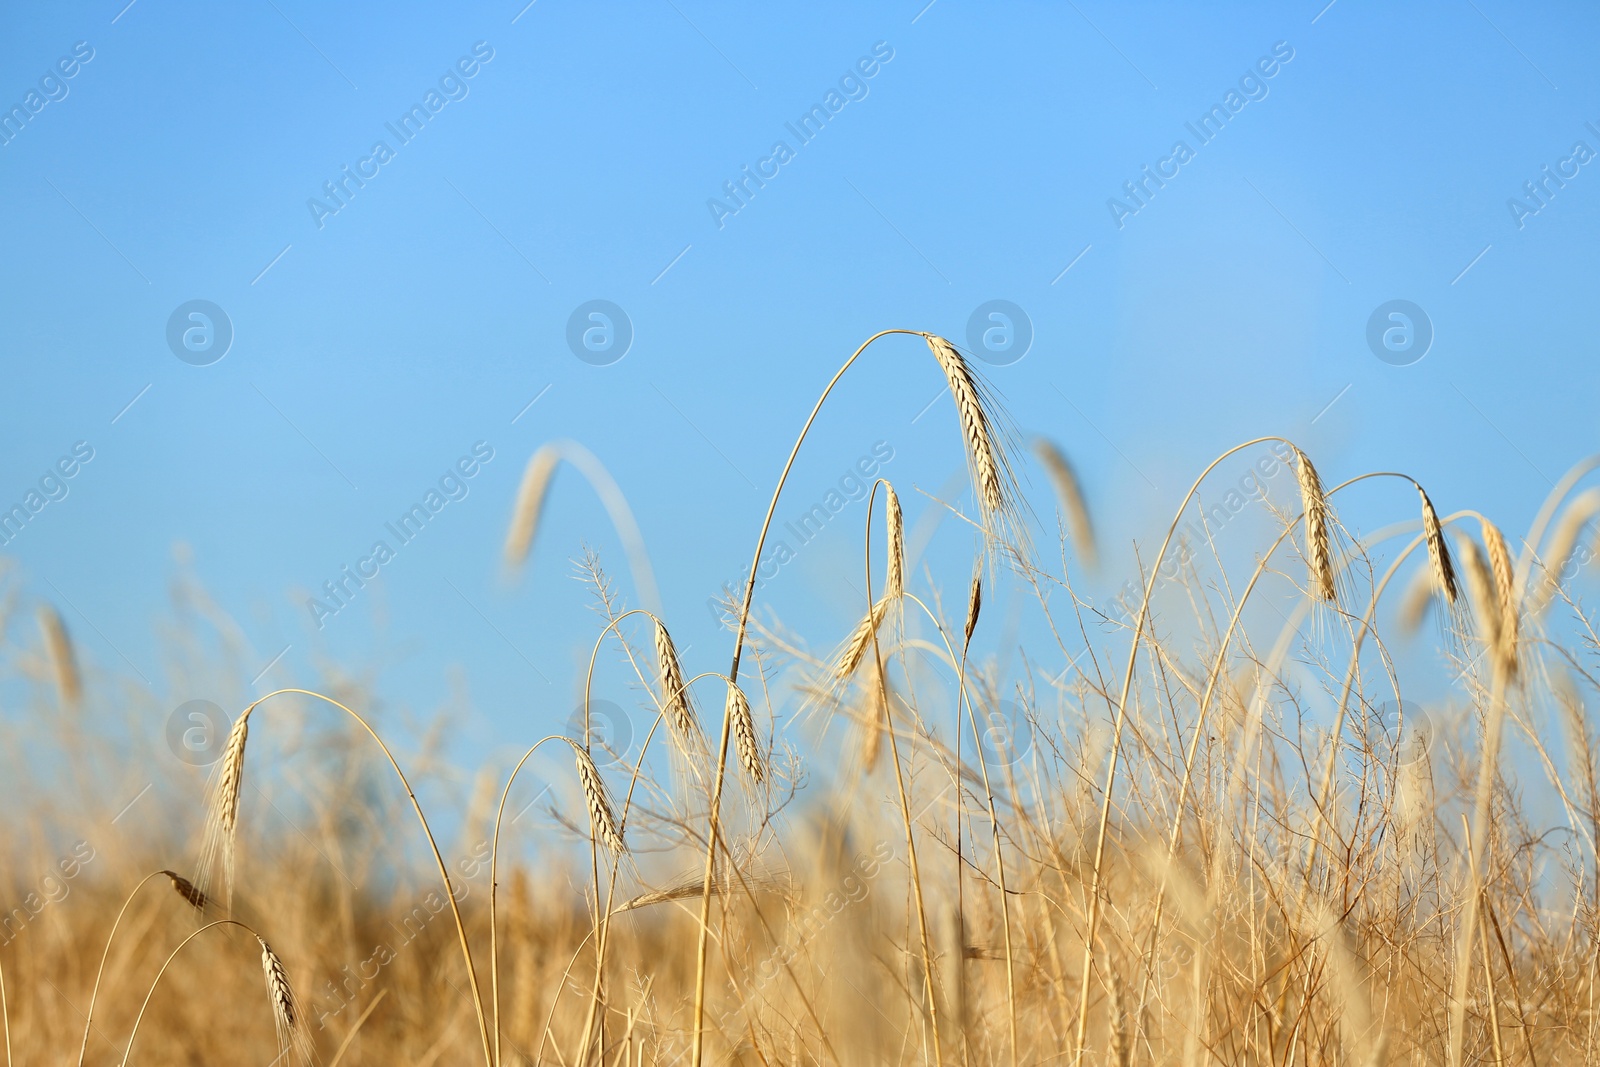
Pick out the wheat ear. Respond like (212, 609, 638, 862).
(1481, 519, 1519, 676)
(884, 483, 905, 599)
(1459, 536, 1505, 672)
(964, 574, 982, 652)
(726, 682, 765, 784)
(924, 334, 1016, 538)
(837, 597, 890, 680)
(198, 712, 250, 908)
(1033, 438, 1098, 567)
(654, 620, 696, 742)
(1532, 487, 1600, 618)
(257, 936, 312, 1065)
(1292, 447, 1336, 602)
(37, 605, 81, 709)
(160, 870, 208, 913)
(572, 742, 625, 856)
(1418, 485, 1458, 603)
(504, 444, 560, 566)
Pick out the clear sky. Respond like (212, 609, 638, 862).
(2, 1, 1596, 765)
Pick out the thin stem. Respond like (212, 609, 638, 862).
(77, 869, 171, 1067)
(119, 919, 254, 1067)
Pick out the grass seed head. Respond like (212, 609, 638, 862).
(727, 681, 765, 784)
(654, 620, 696, 742)
(504, 445, 561, 567)
(1417, 485, 1458, 604)
(573, 743, 625, 856)
(884, 483, 904, 599)
(1293, 447, 1336, 602)
(1032, 438, 1097, 567)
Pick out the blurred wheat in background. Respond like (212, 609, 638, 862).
(5, 328, 1600, 1066)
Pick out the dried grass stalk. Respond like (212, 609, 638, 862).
(256, 936, 312, 1065)
(504, 445, 560, 566)
(654, 621, 696, 740)
(1033, 438, 1098, 567)
(884, 484, 905, 599)
(574, 744, 625, 856)
(37, 604, 80, 709)
(1418, 485, 1458, 603)
(1293, 448, 1336, 602)
(726, 682, 765, 784)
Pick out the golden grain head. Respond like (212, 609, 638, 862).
(923, 333, 1017, 540)
(963, 574, 982, 652)
(36, 604, 81, 708)
(727, 681, 765, 784)
(197, 711, 250, 908)
(1417, 485, 1458, 604)
(1292, 447, 1336, 602)
(160, 869, 209, 913)
(1533, 487, 1600, 618)
(1480, 518, 1519, 675)
(573, 743, 625, 856)
(1032, 437, 1098, 568)
(654, 619, 696, 740)
(1397, 562, 1438, 637)
(256, 936, 312, 1065)
(504, 444, 561, 567)
(884, 483, 905, 599)
(1457, 535, 1505, 672)
(836, 597, 889, 680)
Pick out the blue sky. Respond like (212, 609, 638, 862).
(1, 0, 1596, 765)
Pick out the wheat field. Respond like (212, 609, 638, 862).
(4, 328, 1598, 1066)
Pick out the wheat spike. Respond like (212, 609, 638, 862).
(884, 483, 905, 599)
(1417, 485, 1458, 604)
(1458, 536, 1505, 673)
(836, 597, 889, 680)
(198, 712, 250, 908)
(504, 445, 561, 567)
(1532, 487, 1600, 617)
(964, 575, 982, 652)
(1481, 519, 1518, 676)
(1292, 447, 1336, 602)
(654, 620, 696, 741)
(573, 744, 625, 856)
(861, 659, 885, 774)
(923, 334, 1015, 538)
(1032, 438, 1098, 567)
(1397, 563, 1438, 636)
(726, 682, 765, 784)
(256, 936, 312, 1065)
(37, 604, 81, 709)
(159, 870, 208, 913)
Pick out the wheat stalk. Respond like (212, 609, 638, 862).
(654, 620, 696, 741)
(885, 483, 905, 599)
(726, 682, 765, 784)
(1293, 448, 1336, 602)
(198, 712, 250, 908)
(1033, 438, 1098, 567)
(504, 444, 560, 566)
(1418, 485, 1458, 603)
(573, 743, 625, 856)
(257, 936, 312, 1065)
(36, 605, 80, 709)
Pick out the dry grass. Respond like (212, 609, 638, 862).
(1, 329, 1598, 1066)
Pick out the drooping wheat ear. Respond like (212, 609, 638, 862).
(1107, 967, 1131, 1067)
(923, 334, 1017, 538)
(654, 620, 696, 740)
(572, 743, 625, 856)
(1533, 487, 1600, 618)
(836, 597, 889, 680)
(159, 870, 208, 913)
(256, 937, 312, 1065)
(860, 660, 885, 774)
(884, 483, 905, 599)
(1481, 519, 1519, 676)
(1417, 485, 1458, 604)
(1032, 438, 1098, 567)
(963, 574, 982, 652)
(1458, 536, 1504, 672)
(1292, 447, 1336, 602)
(37, 605, 81, 709)
(504, 444, 561, 566)
(1397, 563, 1438, 636)
(726, 682, 765, 784)
(198, 712, 250, 908)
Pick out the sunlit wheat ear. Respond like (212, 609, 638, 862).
(1032, 438, 1098, 567)
(653, 620, 696, 742)
(36, 604, 81, 709)
(884, 483, 905, 599)
(836, 597, 889, 680)
(923, 333, 1016, 537)
(963, 574, 982, 652)
(504, 444, 560, 567)
(198, 712, 250, 908)
(726, 682, 765, 785)
(159, 870, 208, 914)
(256, 936, 312, 1066)
(1292, 447, 1336, 602)
(1533, 487, 1600, 617)
(572, 743, 625, 856)
(860, 660, 885, 774)
(1481, 519, 1519, 675)
(1398, 563, 1438, 637)
(1458, 536, 1505, 672)
(1417, 485, 1458, 604)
